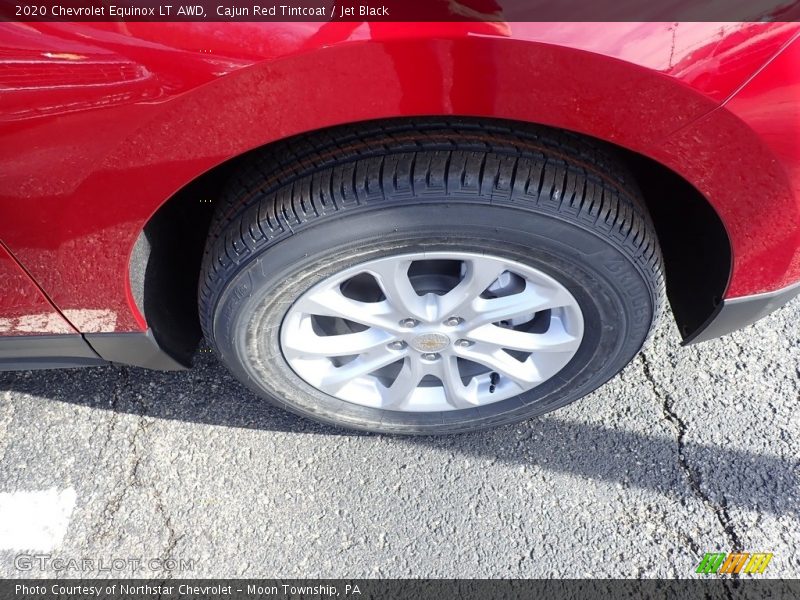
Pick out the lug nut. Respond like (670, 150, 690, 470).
(388, 341, 406, 350)
(444, 317, 462, 327)
(422, 353, 439, 361)
(400, 318, 419, 328)
(455, 339, 473, 348)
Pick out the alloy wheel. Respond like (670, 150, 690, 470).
(280, 252, 584, 412)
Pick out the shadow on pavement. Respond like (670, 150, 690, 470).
(1, 351, 796, 518)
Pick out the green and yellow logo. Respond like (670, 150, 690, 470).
(696, 552, 773, 575)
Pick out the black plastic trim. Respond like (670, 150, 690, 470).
(683, 280, 800, 345)
(85, 329, 189, 371)
(0, 329, 190, 372)
(0, 334, 105, 371)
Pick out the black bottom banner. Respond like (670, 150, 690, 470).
(3, 579, 800, 600)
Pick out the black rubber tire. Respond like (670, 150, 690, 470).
(199, 118, 665, 434)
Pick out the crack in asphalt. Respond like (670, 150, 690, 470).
(154, 487, 182, 571)
(88, 367, 179, 563)
(96, 370, 122, 458)
(88, 368, 130, 544)
(638, 352, 743, 554)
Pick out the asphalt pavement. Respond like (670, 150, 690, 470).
(0, 299, 798, 578)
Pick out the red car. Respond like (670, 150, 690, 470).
(1, 19, 799, 434)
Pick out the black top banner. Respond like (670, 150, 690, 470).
(1, 0, 800, 22)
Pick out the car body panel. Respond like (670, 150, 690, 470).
(722, 38, 800, 293)
(0, 240, 76, 335)
(0, 21, 798, 338)
(653, 35, 800, 297)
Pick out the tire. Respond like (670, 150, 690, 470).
(199, 119, 665, 434)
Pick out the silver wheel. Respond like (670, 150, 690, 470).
(280, 252, 584, 412)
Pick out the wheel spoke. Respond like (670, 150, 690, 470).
(294, 286, 402, 332)
(282, 321, 393, 358)
(464, 281, 571, 327)
(381, 358, 424, 409)
(465, 320, 581, 353)
(455, 344, 542, 387)
(366, 259, 429, 320)
(437, 258, 507, 317)
(438, 356, 476, 409)
(318, 347, 405, 394)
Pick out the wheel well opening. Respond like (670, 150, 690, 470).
(129, 165, 230, 365)
(131, 117, 732, 358)
(620, 151, 731, 340)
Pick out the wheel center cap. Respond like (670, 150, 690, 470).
(410, 332, 450, 353)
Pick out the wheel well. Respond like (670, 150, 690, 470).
(620, 150, 731, 340)
(131, 117, 731, 360)
(129, 165, 227, 364)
